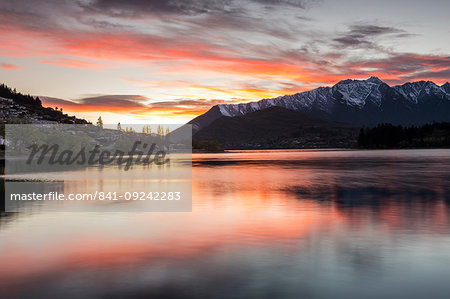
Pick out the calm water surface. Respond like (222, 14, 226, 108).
(1, 149, 450, 298)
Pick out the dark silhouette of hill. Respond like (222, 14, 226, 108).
(358, 123, 450, 148)
(0, 83, 88, 124)
(193, 106, 358, 149)
(0, 83, 42, 106)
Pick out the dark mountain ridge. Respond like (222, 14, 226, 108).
(193, 106, 358, 149)
(189, 77, 450, 134)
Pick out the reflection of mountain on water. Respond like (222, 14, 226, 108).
(285, 153, 450, 225)
(288, 182, 450, 234)
(289, 184, 450, 204)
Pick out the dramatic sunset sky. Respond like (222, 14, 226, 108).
(0, 0, 449, 124)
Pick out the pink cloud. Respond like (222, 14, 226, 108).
(38, 58, 104, 69)
(1, 63, 21, 70)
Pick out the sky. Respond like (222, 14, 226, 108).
(0, 0, 449, 124)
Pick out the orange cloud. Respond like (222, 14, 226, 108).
(40, 95, 237, 120)
(39, 58, 104, 69)
(1, 19, 449, 88)
(1, 63, 21, 70)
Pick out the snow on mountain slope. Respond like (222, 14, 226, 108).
(190, 77, 450, 133)
(332, 76, 384, 107)
(442, 82, 450, 94)
(393, 81, 445, 103)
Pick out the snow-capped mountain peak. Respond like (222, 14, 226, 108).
(367, 76, 384, 84)
(333, 76, 384, 107)
(394, 80, 445, 103)
(442, 82, 450, 94)
(189, 77, 450, 133)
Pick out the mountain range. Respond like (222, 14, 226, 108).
(190, 77, 450, 135)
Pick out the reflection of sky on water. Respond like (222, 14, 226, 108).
(1, 149, 450, 298)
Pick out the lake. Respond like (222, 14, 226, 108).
(1, 149, 450, 298)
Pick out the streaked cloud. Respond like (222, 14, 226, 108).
(39, 58, 105, 69)
(81, 0, 316, 16)
(333, 23, 413, 49)
(41, 95, 238, 119)
(1, 63, 20, 70)
(41, 95, 148, 112)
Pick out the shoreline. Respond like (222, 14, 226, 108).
(2, 146, 450, 160)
